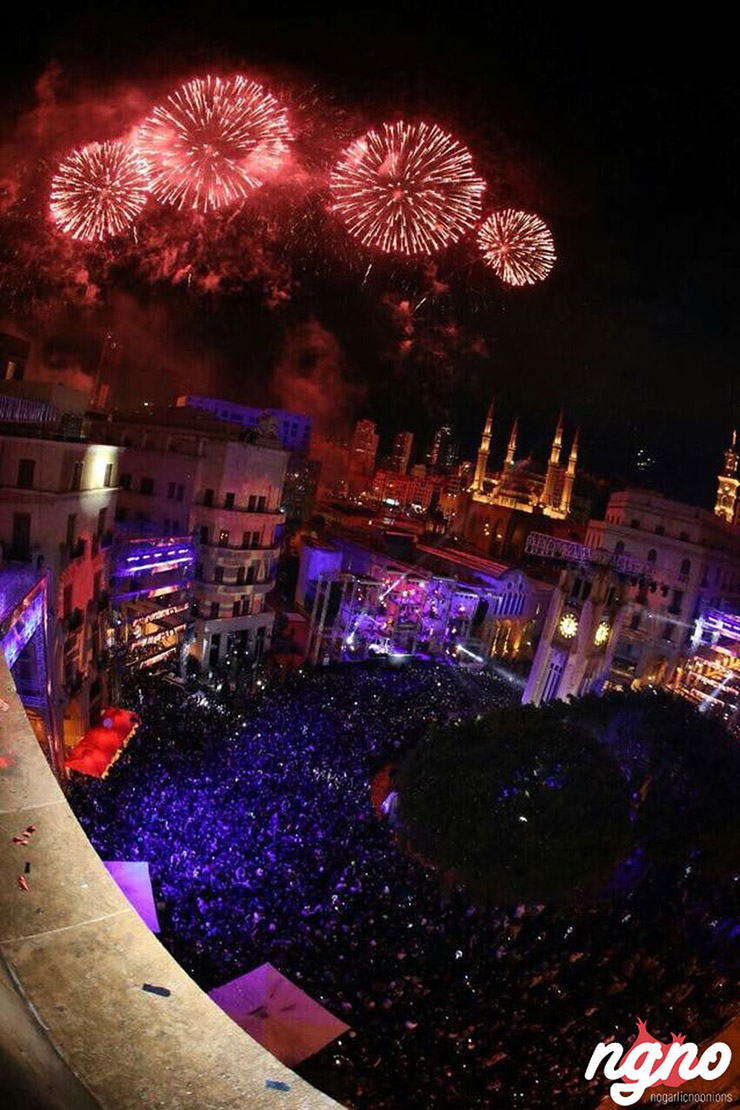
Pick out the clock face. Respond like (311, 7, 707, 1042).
(558, 612, 579, 639)
(594, 620, 610, 646)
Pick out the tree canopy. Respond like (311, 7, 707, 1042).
(395, 691, 740, 904)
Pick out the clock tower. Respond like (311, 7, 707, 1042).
(715, 429, 739, 524)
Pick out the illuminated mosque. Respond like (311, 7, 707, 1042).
(454, 401, 579, 559)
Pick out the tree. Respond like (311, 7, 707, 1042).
(396, 703, 632, 904)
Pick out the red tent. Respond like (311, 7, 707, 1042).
(64, 707, 140, 778)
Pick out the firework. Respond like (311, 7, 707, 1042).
(330, 121, 486, 255)
(50, 140, 149, 241)
(136, 75, 292, 212)
(477, 208, 556, 285)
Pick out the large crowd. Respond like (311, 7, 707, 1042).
(69, 661, 740, 1109)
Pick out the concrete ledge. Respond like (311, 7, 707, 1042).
(0, 659, 341, 1110)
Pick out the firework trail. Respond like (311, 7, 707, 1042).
(330, 121, 486, 255)
(477, 208, 555, 285)
(136, 75, 292, 212)
(49, 139, 149, 241)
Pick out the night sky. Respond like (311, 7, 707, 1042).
(1, 6, 738, 506)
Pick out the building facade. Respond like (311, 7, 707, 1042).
(0, 429, 122, 748)
(98, 410, 288, 676)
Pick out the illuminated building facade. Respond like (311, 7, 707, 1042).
(390, 430, 414, 474)
(175, 395, 312, 453)
(714, 429, 739, 523)
(98, 409, 288, 675)
(672, 607, 740, 728)
(522, 559, 624, 705)
(350, 419, 379, 475)
(299, 530, 548, 669)
(0, 429, 122, 748)
(586, 488, 740, 688)
(454, 404, 580, 560)
(109, 533, 195, 675)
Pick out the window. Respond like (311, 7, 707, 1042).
(17, 458, 35, 489)
(647, 549, 657, 563)
(246, 565, 255, 585)
(93, 570, 102, 600)
(680, 558, 691, 577)
(251, 531, 261, 549)
(671, 590, 683, 614)
(248, 494, 257, 511)
(194, 562, 203, 581)
(257, 495, 266, 511)
(140, 477, 154, 495)
(630, 519, 640, 529)
(214, 566, 224, 583)
(203, 488, 214, 507)
(66, 513, 77, 549)
(241, 531, 250, 549)
(97, 508, 107, 536)
(219, 529, 229, 547)
(614, 541, 625, 555)
(224, 492, 235, 509)
(232, 601, 241, 617)
(210, 602, 220, 620)
(662, 622, 674, 642)
(629, 611, 641, 631)
(236, 566, 245, 585)
(655, 524, 665, 535)
(176, 484, 184, 501)
(242, 594, 251, 616)
(104, 463, 113, 488)
(679, 531, 690, 542)
(167, 482, 176, 500)
(119, 472, 131, 490)
(71, 460, 83, 491)
(199, 525, 209, 544)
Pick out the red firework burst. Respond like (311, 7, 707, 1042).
(330, 121, 486, 256)
(136, 75, 292, 213)
(477, 209, 556, 286)
(49, 140, 149, 242)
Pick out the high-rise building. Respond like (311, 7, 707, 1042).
(390, 430, 414, 474)
(350, 419, 379, 474)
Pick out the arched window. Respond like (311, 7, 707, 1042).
(615, 540, 625, 555)
(647, 548, 657, 563)
(680, 558, 691, 577)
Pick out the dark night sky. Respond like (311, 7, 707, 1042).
(2, 5, 739, 506)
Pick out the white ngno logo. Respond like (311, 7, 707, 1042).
(585, 1019, 731, 1106)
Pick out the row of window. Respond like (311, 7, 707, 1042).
(196, 563, 263, 585)
(15, 458, 115, 492)
(606, 514, 694, 543)
(201, 526, 265, 549)
(193, 596, 263, 620)
(202, 489, 268, 511)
